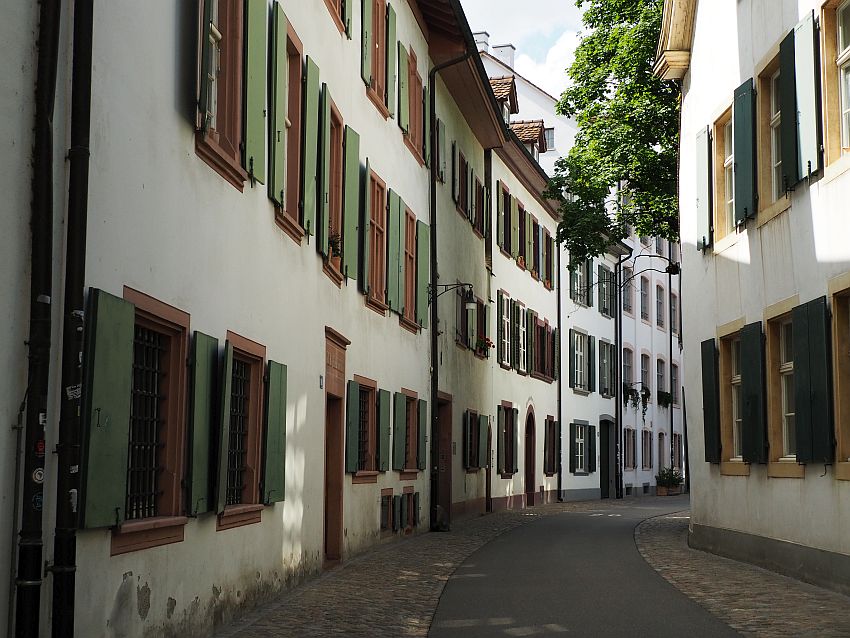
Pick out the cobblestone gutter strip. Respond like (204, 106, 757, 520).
(635, 511, 850, 638)
(218, 501, 608, 638)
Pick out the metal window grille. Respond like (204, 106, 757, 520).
(226, 358, 250, 505)
(126, 325, 167, 520)
(358, 387, 370, 470)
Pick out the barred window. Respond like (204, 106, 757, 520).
(226, 357, 251, 505)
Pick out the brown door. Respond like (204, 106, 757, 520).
(485, 425, 493, 512)
(324, 395, 344, 563)
(433, 397, 453, 530)
(524, 414, 535, 506)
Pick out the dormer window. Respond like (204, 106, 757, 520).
(502, 101, 510, 123)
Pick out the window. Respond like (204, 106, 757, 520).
(599, 265, 614, 317)
(571, 260, 591, 306)
(380, 491, 393, 534)
(406, 49, 425, 160)
(543, 417, 558, 475)
(532, 219, 541, 276)
(655, 237, 664, 255)
(518, 206, 527, 265)
(326, 104, 344, 274)
(357, 384, 377, 471)
(456, 283, 470, 347)
(401, 210, 417, 324)
(672, 433, 683, 470)
(656, 285, 665, 328)
(499, 293, 511, 365)
(196, 0, 247, 189)
(457, 153, 469, 217)
(671, 293, 678, 335)
(500, 405, 517, 475)
(475, 299, 489, 356)
(501, 101, 510, 123)
(323, 0, 347, 33)
(474, 179, 485, 236)
(279, 26, 303, 229)
(624, 429, 637, 469)
(640, 277, 649, 320)
(368, 171, 387, 307)
(780, 321, 796, 457)
(574, 331, 587, 390)
(544, 232, 554, 288)
(713, 110, 734, 241)
(641, 430, 653, 470)
(840, 2, 850, 152)
(725, 336, 744, 459)
(656, 359, 666, 397)
(623, 348, 634, 387)
(639, 235, 650, 246)
(835, 290, 850, 467)
(658, 432, 666, 470)
(544, 127, 555, 151)
(405, 395, 419, 470)
(367, 0, 388, 113)
(501, 186, 511, 254)
(767, 318, 796, 459)
(519, 307, 528, 373)
(623, 267, 634, 313)
(770, 71, 783, 201)
(641, 354, 650, 394)
(671, 363, 679, 404)
(463, 410, 481, 470)
(574, 424, 586, 473)
(599, 341, 616, 398)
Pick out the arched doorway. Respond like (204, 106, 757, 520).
(524, 413, 536, 506)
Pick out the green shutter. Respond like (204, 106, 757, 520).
(361, 0, 373, 86)
(359, 159, 372, 294)
(198, 0, 216, 133)
(302, 57, 320, 236)
(525, 311, 533, 372)
(423, 86, 431, 164)
(393, 392, 406, 471)
(398, 43, 409, 133)
(188, 331, 219, 515)
(496, 182, 503, 249)
(793, 297, 835, 464)
(451, 142, 458, 203)
(467, 167, 475, 223)
(587, 425, 597, 473)
(512, 408, 519, 474)
(496, 291, 503, 361)
(216, 341, 234, 513)
(417, 399, 427, 470)
(597, 265, 604, 310)
(244, 0, 267, 184)
(415, 221, 430, 327)
(569, 423, 576, 473)
(387, 4, 397, 117)
(553, 327, 560, 381)
(413, 492, 420, 526)
(779, 30, 799, 190)
(586, 261, 594, 307)
(269, 4, 288, 206)
(462, 411, 471, 469)
(387, 190, 402, 313)
(392, 495, 401, 531)
(263, 361, 287, 504)
(342, 126, 361, 280)
(401, 492, 409, 527)
(341, 0, 352, 37)
(319, 82, 332, 257)
(478, 414, 488, 470)
(795, 11, 821, 179)
(510, 196, 519, 259)
(525, 211, 532, 266)
(438, 120, 447, 182)
(377, 389, 391, 471)
(484, 186, 491, 240)
(345, 380, 361, 473)
(588, 336, 596, 392)
(740, 321, 767, 463)
(543, 419, 551, 474)
(497, 406, 506, 474)
(512, 302, 519, 369)
(398, 199, 407, 316)
(733, 78, 757, 225)
(568, 329, 575, 388)
(695, 127, 712, 250)
(80, 289, 134, 528)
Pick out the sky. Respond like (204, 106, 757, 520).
(459, 0, 585, 99)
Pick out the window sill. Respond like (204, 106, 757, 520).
(712, 231, 738, 256)
(323, 260, 344, 288)
(399, 316, 420, 334)
(275, 209, 305, 244)
(572, 387, 590, 396)
(499, 248, 512, 260)
(322, 0, 347, 35)
(573, 471, 589, 476)
(757, 196, 791, 228)
(719, 460, 750, 476)
(656, 324, 667, 333)
(110, 516, 187, 556)
(530, 372, 554, 384)
(543, 472, 556, 478)
(641, 317, 652, 327)
(352, 470, 379, 484)
(465, 468, 482, 475)
(823, 151, 850, 185)
(499, 472, 516, 480)
(835, 462, 850, 481)
(403, 135, 426, 167)
(399, 469, 419, 480)
(472, 227, 485, 240)
(499, 362, 512, 371)
(195, 132, 247, 192)
(216, 503, 263, 531)
(767, 460, 804, 478)
(366, 87, 390, 120)
(366, 296, 388, 316)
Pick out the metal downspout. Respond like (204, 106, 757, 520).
(556, 246, 563, 500)
(615, 246, 632, 499)
(14, 2, 61, 635)
(51, 1, 94, 635)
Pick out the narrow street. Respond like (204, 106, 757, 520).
(430, 496, 735, 637)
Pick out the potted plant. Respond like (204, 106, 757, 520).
(655, 467, 683, 496)
(517, 255, 525, 268)
(657, 390, 674, 409)
(475, 336, 495, 358)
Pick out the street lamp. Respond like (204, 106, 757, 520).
(429, 282, 476, 311)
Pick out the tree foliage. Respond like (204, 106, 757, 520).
(546, 0, 680, 265)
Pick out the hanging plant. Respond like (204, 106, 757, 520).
(657, 390, 674, 409)
(640, 387, 651, 423)
(623, 383, 640, 410)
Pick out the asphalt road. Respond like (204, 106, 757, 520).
(429, 496, 738, 637)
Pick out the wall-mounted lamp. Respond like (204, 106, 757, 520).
(429, 282, 476, 309)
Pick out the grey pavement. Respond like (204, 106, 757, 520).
(429, 496, 738, 638)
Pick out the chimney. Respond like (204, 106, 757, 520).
(492, 43, 515, 69)
(473, 31, 489, 54)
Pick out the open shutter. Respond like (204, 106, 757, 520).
(188, 332, 218, 516)
(793, 297, 835, 464)
(695, 126, 712, 250)
(359, 159, 372, 294)
(496, 182, 503, 249)
(263, 361, 287, 504)
(512, 408, 519, 474)
(553, 328, 560, 381)
(302, 57, 321, 237)
(497, 406, 506, 473)
(586, 262, 594, 307)
(392, 495, 401, 531)
(413, 492, 420, 526)
(215, 341, 234, 513)
(779, 30, 799, 189)
(733, 78, 757, 225)
(398, 43, 409, 133)
(700, 339, 721, 463)
(345, 380, 361, 473)
(80, 289, 134, 528)
(587, 425, 597, 473)
(393, 392, 406, 471)
(467, 167, 475, 224)
(543, 420, 551, 474)
(361, 0, 373, 86)
(415, 221, 430, 327)
(377, 389, 391, 471)
(319, 83, 332, 257)
(342, 127, 361, 280)
(478, 415, 488, 470)
(341, 0, 352, 37)
(417, 399, 427, 470)
(525, 212, 533, 267)
(510, 301, 518, 369)
(794, 11, 821, 179)
(438, 120, 447, 182)
(451, 142, 458, 203)
(386, 3, 397, 118)
(597, 265, 604, 309)
(198, 0, 216, 132)
(496, 292, 503, 361)
(462, 411, 471, 469)
(740, 321, 767, 463)
(269, 4, 288, 205)
(244, 0, 267, 184)
(588, 336, 596, 392)
(568, 329, 575, 388)
(569, 423, 576, 473)
(510, 197, 519, 259)
(386, 190, 402, 313)
(423, 86, 431, 164)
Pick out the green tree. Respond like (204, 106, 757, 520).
(547, 0, 679, 265)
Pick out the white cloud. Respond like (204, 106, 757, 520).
(514, 29, 579, 98)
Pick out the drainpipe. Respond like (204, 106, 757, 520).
(429, 50, 472, 532)
(556, 246, 563, 500)
(15, 2, 61, 636)
(668, 242, 675, 474)
(614, 246, 632, 500)
(50, 1, 94, 635)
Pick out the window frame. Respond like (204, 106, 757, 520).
(324, 101, 345, 281)
(367, 0, 389, 117)
(500, 292, 512, 366)
(623, 347, 634, 388)
(719, 333, 746, 468)
(574, 331, 587, 391)
(671, 292, 679, 335)
(574, 424, 586, 473)
(402, 208, 417, 327)
(833, 285, 850, 478)
(624, 428, 636, 470)
(518, 306, 528, 374)
(640, 276, 650, 321)
(656, 284, 665, 329)
(354, 375, 378, 473)
(641, 430, 653, 470)
(713, 108, 735, 242)
(322, 0, 347, 35)
(544, 127, 555, 151)
(405, 394, 419, 471)
(367, 170, 388, 311)
(623, 267, 634, 314)
(404, 48, 425, 164)
(766, 315, 800, 473)
(640, 353, 651, 396)
(671, 363, 679, 405)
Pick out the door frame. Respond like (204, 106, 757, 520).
(324, 328, 350, 565)
(485, 423, 492, 512)
(524, 411, 535, 506)
(434, 392, 453, 531)
(599, 417, 616, 499)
